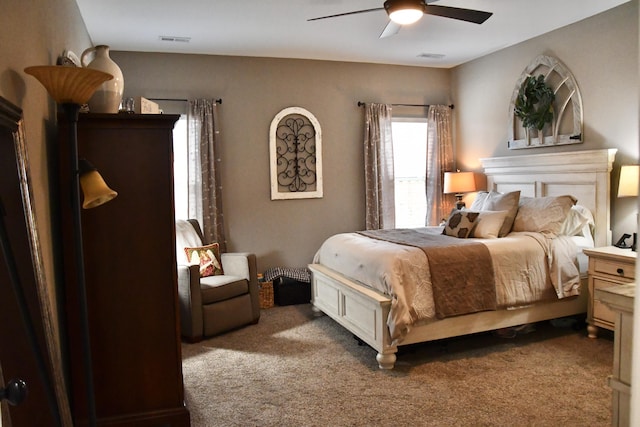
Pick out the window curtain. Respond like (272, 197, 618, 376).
(425, 105, 455, 226)
(188, 99, 226, 251)
(363, 103, 395, 230)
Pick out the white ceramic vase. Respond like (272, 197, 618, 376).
(81, 45, 124, 113)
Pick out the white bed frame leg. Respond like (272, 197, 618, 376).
(311, 305, 324, 317)
(376, 352, 397, 370)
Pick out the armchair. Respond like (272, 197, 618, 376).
(175, 219, 260, 342)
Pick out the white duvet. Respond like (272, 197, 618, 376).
(312, 228, 582, 343)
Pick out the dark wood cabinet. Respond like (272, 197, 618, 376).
(57, 113, 190, 426)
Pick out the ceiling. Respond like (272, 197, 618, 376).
(75, 0, 629, 68)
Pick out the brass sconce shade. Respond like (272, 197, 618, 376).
(24, 66, 113, 105)
(79, 159, 118, 209)
(617, 165, 639, 198)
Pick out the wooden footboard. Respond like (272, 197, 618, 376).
(309, 263, 398, 369)
(310, 263, 588, 369)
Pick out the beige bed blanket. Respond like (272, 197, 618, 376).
(313, 228, 580, 344)
(357, 229, 496, 319)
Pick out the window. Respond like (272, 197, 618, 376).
(392, 119, 428, 228)
(153, 100, 189, 220)
(172, 115, 188, 220)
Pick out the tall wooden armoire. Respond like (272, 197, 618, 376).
(56, 113, 190, 426)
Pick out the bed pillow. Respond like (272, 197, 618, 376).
(184, 243, 224, 277)
(469, 210, 509, 239)
(560, 205, 594, 236)
(512, 195, 577, 234)
(442, 210, 480, 238)
(469, 190, 520, 237)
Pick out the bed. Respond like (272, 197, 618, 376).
(309, 149, 617, 369)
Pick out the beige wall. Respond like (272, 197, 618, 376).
(0, 0, 91, 337)
(112, 51, 451, 270)
(0, 0, 635, 302)
(452, 0, 639, 242)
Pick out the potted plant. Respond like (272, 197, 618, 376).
(514, 74, 555, 144)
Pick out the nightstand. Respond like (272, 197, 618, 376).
(583, 247, 636, 339)
(595, 283, 634, 427)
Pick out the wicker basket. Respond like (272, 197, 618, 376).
(259, 281, 274, 309)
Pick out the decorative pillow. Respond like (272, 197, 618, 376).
(512, 195, 577, 234)
(560, 205, 594, 236)
(470, 210, 509, 239)
(184, 243, 224, 277)
(470, 190, 520, 237)
(443, 210, 480, 238)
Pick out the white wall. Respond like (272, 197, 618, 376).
(452, 0, 639, 242)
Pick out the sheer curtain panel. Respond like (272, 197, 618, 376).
(188, 99, 226, 251)
(425, 105, 455, 226)
(363, 103, 395, 230)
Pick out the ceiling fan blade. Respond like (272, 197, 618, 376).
(424, 5, 492, 24)
(379, 21, 402, 38)
(308, 7, 384, 22)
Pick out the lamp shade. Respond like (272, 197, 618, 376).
(384, 0, 425, 25)
(78, 159, 118, 209)
(24, 66, 113, 105)
(618, 165, 639, 197)
(443, 171, 476, 194)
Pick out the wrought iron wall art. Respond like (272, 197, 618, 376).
(507, 55, 583, 149)
(269, 107, 323, 200)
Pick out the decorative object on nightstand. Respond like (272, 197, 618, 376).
(443, 170, 476, 209)
(594, 283, 634, 427)
(616, 164, 639, 251)
(583, 246, 636, 339)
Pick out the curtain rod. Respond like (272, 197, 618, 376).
(148, 97, 222, 104)
(357, 101, 453, 109)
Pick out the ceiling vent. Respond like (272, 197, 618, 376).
(417, 53, 445, 59)
(159, 36, 191, 43)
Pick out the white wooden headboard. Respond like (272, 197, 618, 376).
(480, 149, 617, 247)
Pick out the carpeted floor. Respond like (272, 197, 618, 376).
(181, 304, 614, 427)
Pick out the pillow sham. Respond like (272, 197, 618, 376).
(184, 243, 224, 277)
(512, 195, 577, 234)
(560, 205, 594, 236)
(469, 210, 509, 239)
(469, 190, 520, 237)
(442, 210, 480, 238)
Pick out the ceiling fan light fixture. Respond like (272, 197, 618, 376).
(384, 0, 425, 25)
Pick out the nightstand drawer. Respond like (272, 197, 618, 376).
(593, 278, 617, 325)
(592, 258, 635, 280)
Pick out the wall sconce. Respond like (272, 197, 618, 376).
(443, 170, 476, 210)
(78, 159, 118, 209)
(25, 65, 116, 427)
(617, 164, 639, 251)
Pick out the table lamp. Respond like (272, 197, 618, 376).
(444, 170, 476, 210)
(617, 164, 639, 251)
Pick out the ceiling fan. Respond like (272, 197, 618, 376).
(308, 0, 493, 39)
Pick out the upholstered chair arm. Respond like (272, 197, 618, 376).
(221, 252, 260, 322)
(176, 263, 204, 342)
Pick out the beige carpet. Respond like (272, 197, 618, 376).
(181, 305, 614, 426)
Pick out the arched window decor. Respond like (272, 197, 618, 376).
(508, 55, 583, 149)
(269, 106, 323, 200)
